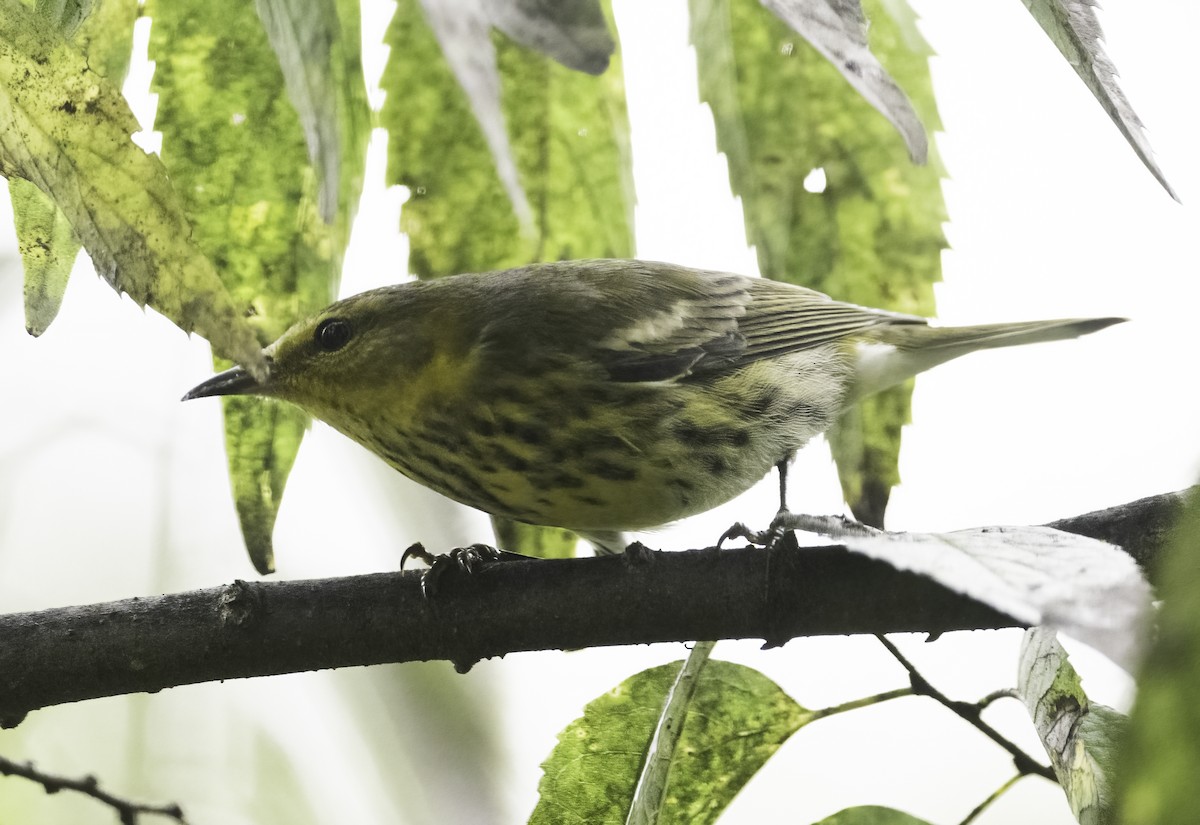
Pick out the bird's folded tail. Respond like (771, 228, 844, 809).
(850, 316, 1127, 401)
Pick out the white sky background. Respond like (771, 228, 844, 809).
(0, 0, 1197, 823)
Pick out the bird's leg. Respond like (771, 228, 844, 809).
(717, 458, 795, 549)
(401, 542, 520, 598)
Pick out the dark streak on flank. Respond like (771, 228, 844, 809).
(498, 416, 550, 447)
(471, 417, 497, 438)
(490, 444, 529, 473)
(743, 390, 780, 419)
(703, 454, 727, 475)
(582, 459, 636, 482)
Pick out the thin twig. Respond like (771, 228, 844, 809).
(977, 688, 1019, 711)
(0, 754, 187, 824)
(957, 773, 1025, 825)
(808, 687, 914, 722)
(874, 636, 1055, 782)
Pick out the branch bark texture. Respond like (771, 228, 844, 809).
(0, 488, 1189, 727)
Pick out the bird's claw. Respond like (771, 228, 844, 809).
(402, 542, 509, 598)
(717, 510, 794, 550)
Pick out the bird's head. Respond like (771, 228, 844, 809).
(183, 282, 478, 432)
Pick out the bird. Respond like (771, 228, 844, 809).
(183, 259, 1124, 555)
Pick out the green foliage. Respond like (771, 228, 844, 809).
(531, 659, 809, 824)
(146, 0, 367, 572)
(10, 176, 78, 335)
(0, 0, 265, 374)
(1117, 492, 1200, 824)
(9, 0, 137, 336)
(691, 0, 946, 526)
(491, 518, 578, 559)
(255, 0, 371, 224)
(813, 806, 935, 825)
(381, 0, 634, 277)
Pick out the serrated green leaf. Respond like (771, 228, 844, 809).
(254, 0, 370, 224)
(1020, 0, 1176, 201)
(691, 0, 945, 527)
(384, 0, 530, 263)
(11, 177, 78, 335)
(148, 0, 365, 572)
(382, 0, 633, 555)
(530, 659, 810, 825)
(381, 0, 634, 277)
(0, 0, 266, 375)
(826, 385, 909, 528)
(69, 0, 137, 80)
(1018, 628, 1126, 825)
(813, 806, 934, 825)
(221, 398, 308, 575)
(1117, 491, 1200, 824)
(11, 0, 137, 336)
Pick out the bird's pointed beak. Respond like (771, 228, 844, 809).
(181, 364, 269, 401)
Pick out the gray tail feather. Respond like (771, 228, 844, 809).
(889, 316, 1127, 351)
(852, 316, 1127, 400)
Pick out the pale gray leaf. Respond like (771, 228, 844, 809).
(785, 515, 1152, 669)
(1021, 0, 1176, 200)
(489, 0, 614, 75)
(758, 0, 928, 162)
(419, 0, 532, 228)
(254, 0, 342, 222)
(1018, 628, 1126, 825)
(625, 640, 715, 825)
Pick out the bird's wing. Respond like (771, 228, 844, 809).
(593, 265, 926, 383)
(734, 277, 927, 363)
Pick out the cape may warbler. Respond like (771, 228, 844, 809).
(184, 259, 1123, 546)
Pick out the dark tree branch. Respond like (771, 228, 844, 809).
(0, 488, 1188, 727)
(0, 753, 187, 824)
(1044, 487, 1192, 581)
(875, 635, 1055, 781)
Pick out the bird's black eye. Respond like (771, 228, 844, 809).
(314, 318, 352, 353)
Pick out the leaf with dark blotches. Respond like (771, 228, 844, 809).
(1018, 628, 1125, 825)
(0, 0, 265, 375)
(147, 0, 367, 572)
(1021, 0, 1176, 200)
(10, 0, 138, 337)
(382, 0, 634, 555)
(531, 659, 809, 825)
(691, 0, 945, 527)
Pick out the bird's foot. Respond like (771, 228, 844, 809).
(717, 509, 796, 550)
(402, 542, 512, 597)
